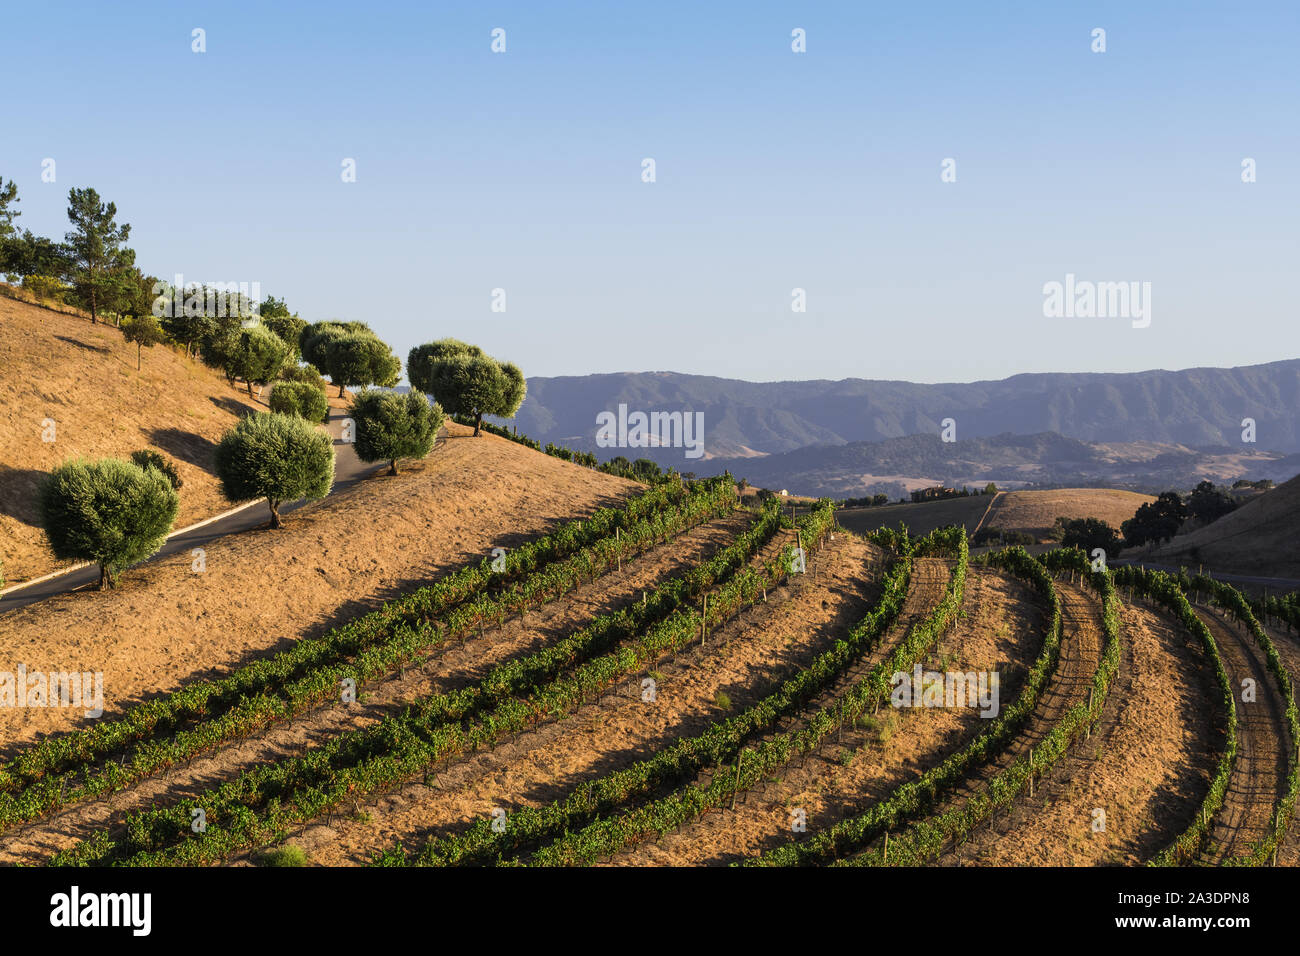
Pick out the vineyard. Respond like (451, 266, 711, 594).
(2, 477, 1298, 869)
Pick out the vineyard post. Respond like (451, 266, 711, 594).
(732, 751, 744, 810)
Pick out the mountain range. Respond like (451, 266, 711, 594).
(513, 360, 1300, 457)
(503, 360, 1300, 496)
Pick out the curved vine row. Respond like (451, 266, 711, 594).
(829, 548, 1121, 867)
(371, 526, 918, 866)
(51, 500, 832, 866)
(1109, 565, 1238, 866)
(745, 544, 1065, 866)
(518, 526, 969, 867)
(0, 479, 736, 834)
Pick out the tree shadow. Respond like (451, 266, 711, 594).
(0, 465, 49, 527)
(209, 395, 259, 417)
(146, 428, 220, 473)
(53, 334, 112, 355)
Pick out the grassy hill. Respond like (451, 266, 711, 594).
(1150, 473, 1300, 579)
(0, 421, 641, 749)
(835, 487, 1154, 543)
(986, 489, 1153, 539)
(0, 294, 271, 582)
(836, 495, 993, 538)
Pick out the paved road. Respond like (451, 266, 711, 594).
(0, 411, 385, 615)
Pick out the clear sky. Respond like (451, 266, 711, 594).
(2, 1, 1296, 384)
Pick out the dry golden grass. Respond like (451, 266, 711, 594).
(1153, 473, 1300, 579)
(0, 422, 641, 750)
(0, 294, 267, 582)
(986, 488, 1154, 538)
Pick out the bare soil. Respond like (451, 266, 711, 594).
(0, 513, 747, 865)
(944, 596, 1218, 865)
(1195, 605, 1289, 864)
(251, 532, 886, 866)
(0, 424, 639, 754)
(616, 564, 1051, 866)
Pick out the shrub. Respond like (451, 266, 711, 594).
(269, 379, 329, 424)
(349, 389, 444, 475)
(278, 363, 329, 392)
(22, 274, 70, 304)
(973, 526, 1037, 547)
(39, 458, 180, 589)
(299, 320, 372, 375)
(214, 412, 335, 528)
(129, 450, 183, 489)
(257, 845, 309, 867)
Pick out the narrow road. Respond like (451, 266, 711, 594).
(0, 411, 385, 615)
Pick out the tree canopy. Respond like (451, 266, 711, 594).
(64, 187, 133, 323)
(407, 338, 525, 435)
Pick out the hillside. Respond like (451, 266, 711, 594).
(834, 487, 1152, 542)
(836, 495, 992, 538)
(0, 296, 276, 582)
(1150, 473, 1300, 579)
(985, 489, 1154, 539)
(512, 362, 1300, 457)
(0, 423, 640, 750)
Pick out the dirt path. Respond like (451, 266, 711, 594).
(254, 532, 886, 866)
(900, 579, 1107, 863)
(1263, 624, 1300, 866)
(615, 565, 1053, 866)
(945, 596, 1218, 865)
(0, 513, 751, 866)
(1195, 606, 1289, 865)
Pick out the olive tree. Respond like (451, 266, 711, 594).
(214, 412, 335, 528)
(407, 338, 525, 436)
(225, 324, 289, 397)
(323, 332, 401, 397)
(349, 389, 444, 475)
(39, 457, 180, 589)
(299, 320, 372, 375)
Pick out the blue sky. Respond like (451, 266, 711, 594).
(2, 0, 1296, 383)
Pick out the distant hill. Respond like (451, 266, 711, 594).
(699, 432, 1294, 499)
(1150, 473, 1300, 580)
(512, 362, 1300, 459)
